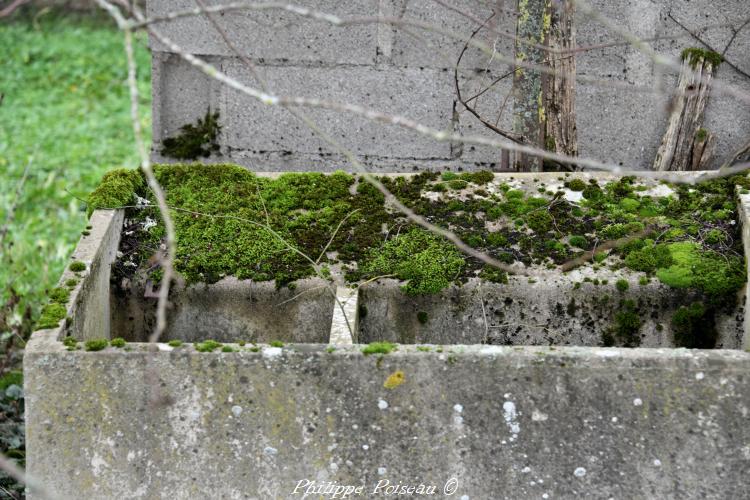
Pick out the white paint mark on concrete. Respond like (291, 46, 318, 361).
(695, 372, 705, 380)
(633, 398, 643, 406)
(378, 467, 387, 476)
(263, 446, 278, 456)
(231, 405, 243, 417)
(574, 467, 587, 477)
(454, 404, 463, 413)
(378, 399, 389, 410)
(262, 347, 283, 359)
(653, 459, 662, 466)
(503, 401, 520, 441)
(532, 410, 548, 422)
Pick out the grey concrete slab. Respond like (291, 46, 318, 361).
(24, 339, 750, 499)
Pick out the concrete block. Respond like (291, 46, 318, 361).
(220, 61, 455, 160)
(147, 0, 378, 65)
(380, 0, 517, 70)
(24, 340, 750, 499)
(151, 52, 223, 145)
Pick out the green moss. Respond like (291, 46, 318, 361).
(479, 265, 508, 284)
(695, 128, 708, 141)
(448, 179, 468, 190)
(441, 171, 458, 181)
(64, 278, 78, 288)
(221, 345, 236, 352)
(167, 339, 183, 348)
(639, 276, 649, 286)
(48, 287, 70, 304)
(615, 279, 629, 292)
(600, 222, 643, 239)
(569, 235, 587, 248)
(326, 346, 336, 353)
(362, 342, 398, 356)
(110, 337, 126, 348)
(565, 179, 586, 191)
(526, 210, 553, 233)
(84, 339, 109, 351)
(505, 189, 524, 200)
(671, 302, 717, 348)
(681, 47, 723, 68)
(417, 311, 429, 324)
(269, 340, 285, 348)
(704, 228, 725, 244)
(655, 242, 745, 299)
(625, 243, 673, 273)
(361, 229, 464, 296)
(459, 170, 494, 185)
(619, 198, 640, 213)
(611, 301, 641, 347)
(69, 261, 86, 272)
(582, 184, 603, 200)
(37, 303, 67, 330)
(416, 346, 431, 352)
(195, 340, 222, 352)
(87, 168, 145, 216)
(62, 336, 78, 348)
(486, 232, 508, 247)
(161, 109, 221, 160)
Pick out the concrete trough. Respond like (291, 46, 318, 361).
(24, 173, 750, 499)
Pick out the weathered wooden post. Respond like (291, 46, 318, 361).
(543, 0, 577, 160)
(512, 0, 549, 171)
(653, 48, 723, 171)
(512, 0, 577, 171)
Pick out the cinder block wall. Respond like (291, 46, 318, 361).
(148, 0, 750, 172)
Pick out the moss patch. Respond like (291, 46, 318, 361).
(195, 340, 222, 352)
(161, 109, 221, 160)
(681, 47, 723, 68)
(108, 338, 125, 348)
(87, 168, 145, 216)
(69, 261, 86, 272)
(84, 339, 109, 352)
(36, 303, 67, 330)
(93, 164, 746, 305)
(671, 302, 717, 348)
(360, 229, 464, 296)
(362, 342, 398, 355)
(48, 287, 70, 304)
(656, 241, 745, 300)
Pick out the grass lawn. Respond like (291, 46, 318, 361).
(0, 10, 150, 336)
(0, 9, 151, 493)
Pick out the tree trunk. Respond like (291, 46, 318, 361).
(543, 0, 577, 162)
(511, 0, 549, 171)
(653, 50, 721, 171)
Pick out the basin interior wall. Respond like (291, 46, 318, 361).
(92, 170, 750, 350)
